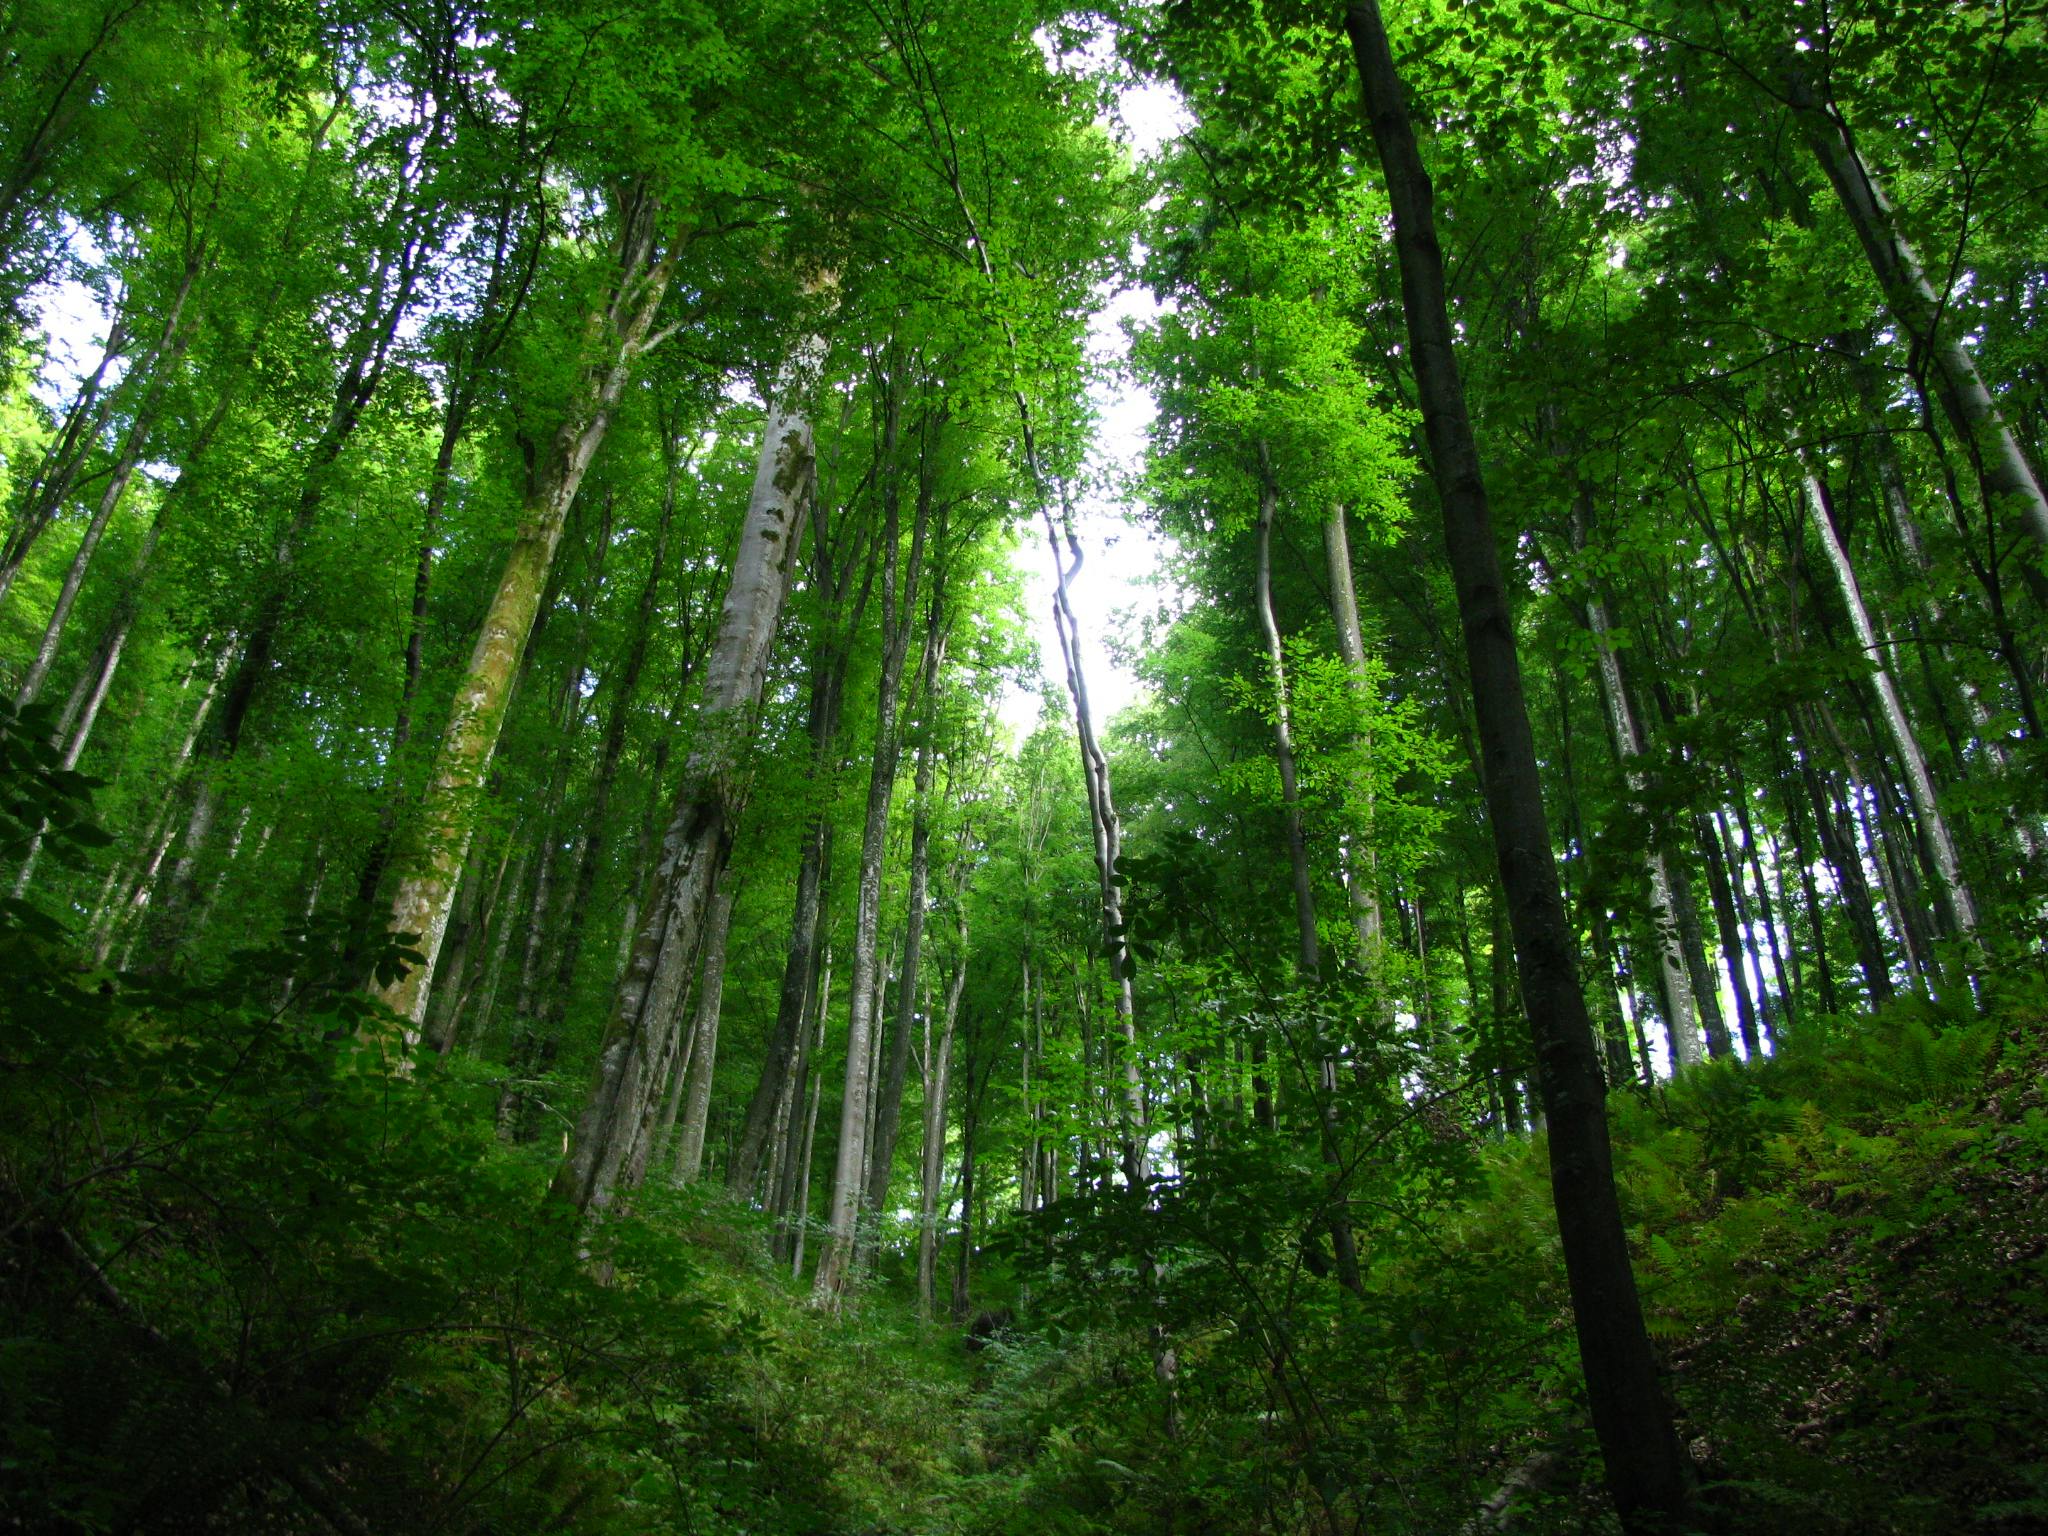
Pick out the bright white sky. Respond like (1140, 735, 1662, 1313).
(1001, 74, 1189, 742)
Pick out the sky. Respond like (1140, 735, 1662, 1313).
(25, 64, 1190, 749)
(999, 73, 1190, 743)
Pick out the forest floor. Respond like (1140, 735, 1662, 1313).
(5, 898, 2045, 1535)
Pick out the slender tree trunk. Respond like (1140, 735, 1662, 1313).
(0, 310, 130, 608)
(1342, 7, 1691, 1526)
(673, 882, 739, 1183)
(732, 818, 833, 1195)
(93, 640, 233, 961)
(816, 392, 933, 1296)
(790, 1042, 827, 1282)
(422, 837, 509, 1055)
(729, 473, 869, 1193)
(1255, 450, 1363, 1297)
(16, 260, 200, 706)
(916, 953, 963, 1320)
(1324, 503, 1389, 978)
(1572, 510, 1702, 1071)
(865, 582, 948, 1218)
(1796, 457, 1980, 955)
(951, 1045, 977, 1324)
(773, 945, 831, 1258)
(1697, 813, 1760, 1056)
(1726, 790, 1791, 1040)
(1789, 68, 2048, 605)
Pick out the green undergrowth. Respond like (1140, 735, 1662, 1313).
(938, 987, 2048, 1536)
(5, 707, 2045, 1534)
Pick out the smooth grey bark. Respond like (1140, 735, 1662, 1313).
(1254, 447, 1320, 984)
(1043, 507, 1146, 1184)
(1567, 496, 1702, 1070)
(1254, 452, 1364, 1299)
(728, 425, 874, 1196)
(1583, 582, 1701, 1071)
(1794, 452, 1980, 951)
(864, 575, 949, 1218)
(550, 316, 827, 1216)
(1788, 67, 2048, 604)
(916, 948, 965, 1320)
(1323, 502, 1388, 974)
(816, 386, 934, 1297)
(671, 880, 738, 1184)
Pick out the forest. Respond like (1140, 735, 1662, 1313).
(2, 0, 2045, 1532)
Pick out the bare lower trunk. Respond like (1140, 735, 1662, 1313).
(672, 882, 738, 1182)
(1324, 503, 1388, 974)
(1256, 456, 1362, 1298)
(376, 194, 678, 1031)
(550, 318, 826, 1216)
(816, 398, 932, 1296)
(916, 951, 965, 1320)
(1572, 504, 1701, 1071)
(1698, 813, 1761, 1057)
(1588, 596, 1700, 1070)
(1796, 458, 1979, 952)
(789, 1054, 826, 1281)
(731, 817, 831, 1194)
(772, 947, 831, 1257)
(1344, 5, 1691, 1525)
(864, 587, 948, 1217)
(96, 642, 234, 960)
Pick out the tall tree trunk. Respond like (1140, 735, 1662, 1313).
(773, 945, 831, 1260)
(916, 952, 964, 1321)
(16, 256, 200, 706)
(815, 384, 933, 1297)
(732, 817, 833, 1196)
(376, 192, 679, 1031)
(727, 449, 872, 1195)
(1795, 454, 1980, 956)
(1255, 447, 1320, 984)
(1697, 812, 1760, 1057)
(950, 1037, 977, 1325)
(1570, 504, 1702, 1071)
(1789, 67, 2048, 606)
(1323, 502, 1388, 977)
(1255, 449, 1363, 1297)
(93, 640, 233, 961)
(673, 882, 739, 1184)
(0, 309, 130, 608)
(864, 581, 949, 1219)
(550, 312, 827, 1216)
(1342, 6, 1692, 1527)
